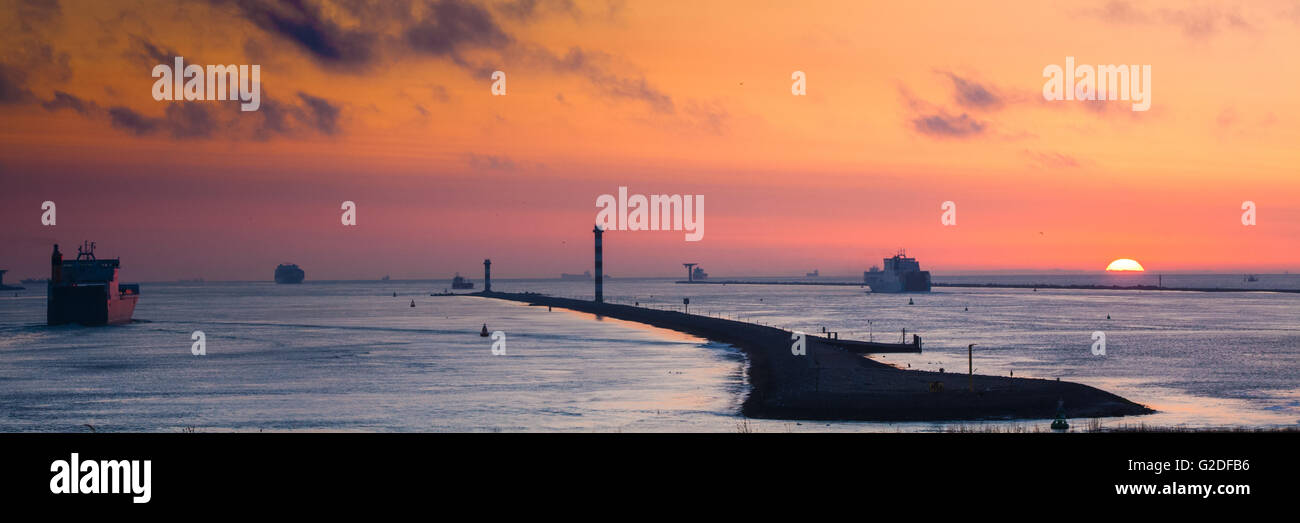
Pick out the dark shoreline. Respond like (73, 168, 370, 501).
(472, 291, 1154, 422)
(675, 280, 1300, 293)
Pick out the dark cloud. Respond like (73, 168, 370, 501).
(0, 64, 34, 104)
(13, 0, 62, 33)
(106, 91, 342, 141)
(41, 90, 94, 114)
(6, 38, 72, 83)
(496, 0, 579, 20)
(108, 104, 217, 139)
(218, 0, 378, 68)
(217, 0, 517, 73)
(944, 72, 1002, 110)
(165, 103, 219, 139)
(108, 106, 161, 136)
(211, 1, 672, 117)
(127, 35, 181, 67)
(405, 0, 512, 59)
(911, 112, 986, 138)
(296, 91, 341, 134)
(899, 85, 988, 139)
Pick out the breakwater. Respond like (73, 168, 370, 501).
(473, 291, 1153, 422)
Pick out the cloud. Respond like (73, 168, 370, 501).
(495, 0, 580, 21)
(465, 153, 517, 171)
(1081, 1, 1254, 39)
(41, 90, 95, 114)
(1023, 150, 1080, 168)
(899, 84, 988, 139)
(431, 85, 450, 103)
(127, 35, 181, 67)
(522, 45, 675, 113)
(217, 0, 516, 72)
(404, 0, 513, 64)
(0, 64, 35, 104)
(684, 100, 727, 134)
(107, 106, 161, 136)
(108, 104, 216, 139)
(943, 72, 1003, 110)
(106, 91, 343, 140)
(12, 0, 62, 33)
(911, 112, 987, 138)
(217, 0, 379, 68)
(295, 91, 340, 134)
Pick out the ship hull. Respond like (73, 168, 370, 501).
(865, 271, 932, 293)
(274, 265, 305, 284)
(107, 294, 138, 325)
(47, 285, 138, 325)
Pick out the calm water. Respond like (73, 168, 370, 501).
(1, 277, 1297, 432)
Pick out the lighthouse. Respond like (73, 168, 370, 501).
(483, 259, 492, 293)
(593, 225, 603, 303)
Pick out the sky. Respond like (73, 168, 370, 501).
(2, 0, 1298, 281)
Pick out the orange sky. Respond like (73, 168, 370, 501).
(2, 0, 1298, 280)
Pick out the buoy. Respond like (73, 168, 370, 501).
(410, 300, 415, 307)
(964, 306, 968, 311)
(908, 298, 914, 305)
(393, 292, 397, 297)
(1107, 314, 1111, 320)
(1050, 399, 1069, 430)
(480, 324, 489, 337)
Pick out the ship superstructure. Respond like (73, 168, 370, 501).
(451, 273, 474, 289)
(274, 264, 305, 284)
(864, 250, 931, 292)
(47, 242, 139, 325)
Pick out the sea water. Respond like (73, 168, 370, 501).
(0, 277, 1296, 432)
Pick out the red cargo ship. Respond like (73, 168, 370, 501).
(47, 242, 139, 325)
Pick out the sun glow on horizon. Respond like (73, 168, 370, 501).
(1105, 259, 1146, 272)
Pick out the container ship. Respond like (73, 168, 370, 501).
(864, 250, 931, 292)
(692, 266, 708, 280)
(451, 273, 474, 289)
(0, 270, 23, 291)
(47, 242, 139, 325)
(560, 271, 591, 281)
(275, 264, 305, 284)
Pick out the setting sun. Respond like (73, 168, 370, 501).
(1105, 259, 1146, 272)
